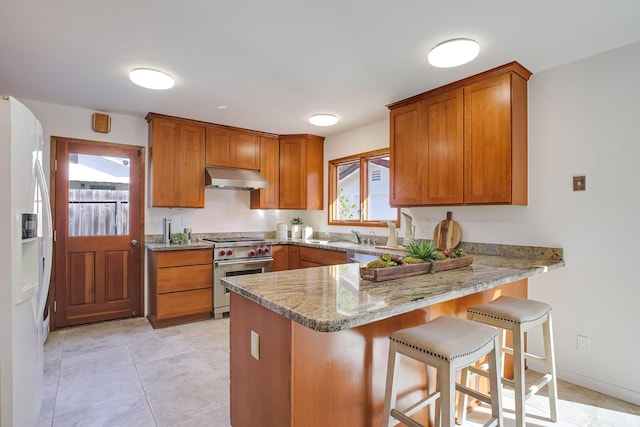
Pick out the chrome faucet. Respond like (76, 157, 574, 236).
(351, 229, 362, 244)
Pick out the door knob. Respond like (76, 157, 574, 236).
(131, 239, 138, 246)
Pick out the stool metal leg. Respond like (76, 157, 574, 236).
(543, 314, 559, 422)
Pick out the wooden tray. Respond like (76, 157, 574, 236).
(360, 256, 474, 282)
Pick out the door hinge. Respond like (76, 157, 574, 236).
(138, 150, 141, 157)
(53, 301, 57, 313)
(54, 159, 57, 171)
(53, 230, 56, 242)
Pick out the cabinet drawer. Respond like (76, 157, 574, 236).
(157, 288, 212, 319)
(298, 247, 346, 266)
(156, 249, 212, 268)
(157, 264, 212, 293)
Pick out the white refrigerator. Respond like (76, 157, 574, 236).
(0, 96, 53, 426)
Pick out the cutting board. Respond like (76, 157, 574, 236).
(433, 211, 461, 250)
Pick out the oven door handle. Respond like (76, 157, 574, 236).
(214, 257, 274, 267)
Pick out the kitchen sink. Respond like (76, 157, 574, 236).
(346, 251, 379, 264)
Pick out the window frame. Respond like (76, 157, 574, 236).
(328, 148, 400, 227)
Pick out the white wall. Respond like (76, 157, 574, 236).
(324, 42, 640, 404)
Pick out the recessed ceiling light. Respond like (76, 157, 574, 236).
(129, 68, 174, 90)
(428, 38, 480, 68)
(309, 114, 338, 126)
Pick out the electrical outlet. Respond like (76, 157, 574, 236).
(577, 335, 590, 353)
(251, 330, 260, 360)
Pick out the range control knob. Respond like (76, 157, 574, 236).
(249, 250, 256, 256)
(258, 247, 264, 254)
(219, 250, 226, 256)
(227, 250, 233, 256)
(264, 247, 270, 254)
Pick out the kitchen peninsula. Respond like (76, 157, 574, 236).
(222, 243, 564, 426)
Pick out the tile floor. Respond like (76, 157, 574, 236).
(38, 317, 640, 426)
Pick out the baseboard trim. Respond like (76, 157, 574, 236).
(528, 360, 640, 406)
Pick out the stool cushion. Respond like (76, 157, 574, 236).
(467, 296, 551, 325)
(389, 316, 499, 368)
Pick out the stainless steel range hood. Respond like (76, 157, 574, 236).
(205, 167, 269, 190)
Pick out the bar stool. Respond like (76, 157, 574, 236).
(382, 316, 504, 427)
(460, 296, 558, 427)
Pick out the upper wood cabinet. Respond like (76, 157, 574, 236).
(463, 72, 528, 204)
(205, 126, 261, 170)
(147, 114, 206, 208)
(388, 61, 531, 206)
(146, 113, 324, 211)
(389, 102, 423, 206)
(422, 88, 464, 205)
(278, 135, 324, 210)
(250, 136, 280, 209)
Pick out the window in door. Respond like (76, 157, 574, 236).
(68, 153, 130, 236)
(328, 148, 399, 227)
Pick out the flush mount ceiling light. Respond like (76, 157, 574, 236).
(309, 114, 338, 126)
(428, 38, 480, 68)
(129, 68, 174, 90)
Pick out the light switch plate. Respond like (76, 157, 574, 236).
(250, 330, 260, 360)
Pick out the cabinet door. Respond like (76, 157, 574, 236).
(279, 137, 307, 209)
(234, 133, 261, 170)
(422, 89, 464, 205)
(271, 245, 289, 271)
(206, 128, 260, 170)
(464, 73, 513, 204)
(205, 127, 233, 167)
(304, 137, 324, 210)
(251, 136, 279, 209)
(390, 102, 423, 206)
(288, 245, 300, 270)
(177, 124, 206, 208)
(149, 119, 179, 207)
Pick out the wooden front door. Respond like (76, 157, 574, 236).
(52, 137, 144, 328)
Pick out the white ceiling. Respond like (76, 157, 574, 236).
(2, 1, 640, 136)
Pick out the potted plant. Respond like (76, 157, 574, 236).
(291, 217, 304, 239)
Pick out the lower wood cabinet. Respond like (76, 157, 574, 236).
(147, 248, 213, 328)
(293, 247, 347, 269)
(271, 245, 289, 272)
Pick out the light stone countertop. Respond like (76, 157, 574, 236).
(222, 250, 565, 332)
(145, 241, 214, 251)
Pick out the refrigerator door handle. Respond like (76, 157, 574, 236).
(34, 158, 53, 324)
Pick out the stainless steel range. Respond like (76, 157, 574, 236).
(202, 237, 273, 319)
